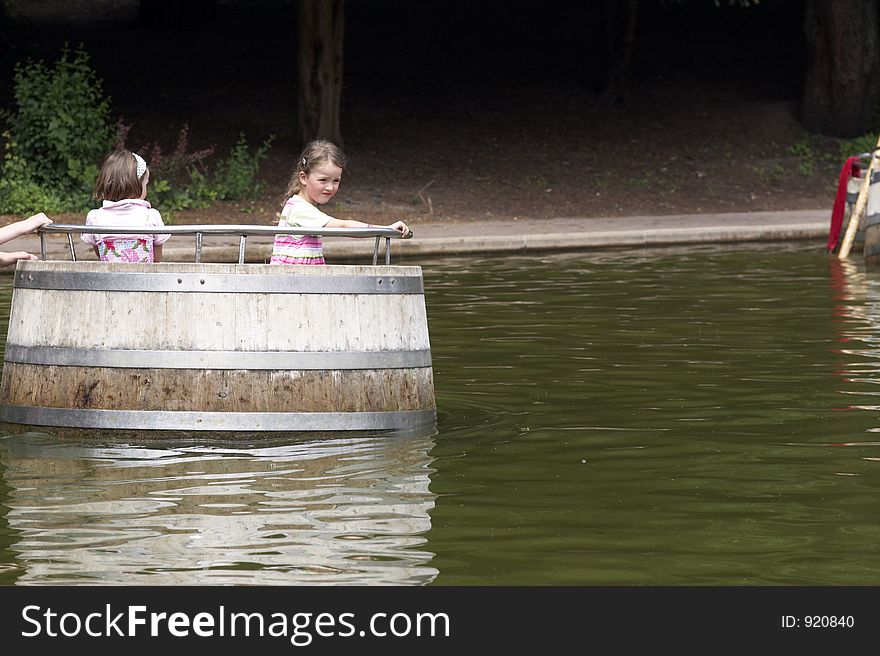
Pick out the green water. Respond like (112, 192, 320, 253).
(3, 242, 880, 585)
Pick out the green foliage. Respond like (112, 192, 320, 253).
(137, 124, 216, 215)
(210, 133, 275, 201)
(133, 127, 274, 216)
(787, 137, 815, 176)
(187, 168, 218, 207)
(0, 45, 116, 214)
(752, 163, 785, 186)
(0, 48, 274, 218)
(0, 133, 69, 214)
(835, 133, 878, 163)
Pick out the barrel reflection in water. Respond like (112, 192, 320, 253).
(0, 433, 437, 585)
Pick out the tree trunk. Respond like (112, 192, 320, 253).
(598, 0, 639, 105)
(801, 0, 880, 137)
(296, 0, 344, 146)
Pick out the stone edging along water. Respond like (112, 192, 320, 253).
(160, 223, 829, 262)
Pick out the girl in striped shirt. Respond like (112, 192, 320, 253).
(271, 140, 409, 265)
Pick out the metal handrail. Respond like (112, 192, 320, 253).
(37, 224, 413, 265)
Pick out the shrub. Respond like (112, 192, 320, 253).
(130, 129, 274, 215)
(836, 133, 879, 164)
(0, 47, 274, 218)
(136, 124, 216, 215)
(0, 135, 69, 214)
(787, 137, 815, 177)
(211, 133, 275, 201)
(0, 45, 117, 214)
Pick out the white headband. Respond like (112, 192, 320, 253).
(133, 152, 147, 179)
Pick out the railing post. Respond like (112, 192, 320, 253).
(195, 232, 203, 263)
(39, 232, 46, 260)
(67, 234, 77, 262)
(385, 237, 391, 265)
(238, 236, 247, 264)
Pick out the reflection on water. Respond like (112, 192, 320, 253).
(829, 257, 880, 423)
(0, 432, 437, 585)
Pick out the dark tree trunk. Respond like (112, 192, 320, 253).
(801, 0, 880, 137)
(296, 0, 344, 146)
(598, 0, 639, 104)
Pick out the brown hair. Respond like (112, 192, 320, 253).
(93, 149, 148, 202)
(283, 139, 348, 201)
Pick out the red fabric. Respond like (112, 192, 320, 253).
(828, 156, 862, 252)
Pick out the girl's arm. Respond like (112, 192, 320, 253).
(149, 211, 170, 258)
(0, 251, 39, 267)
(325, 217, 410, 237)
(0, 212, 53, 245)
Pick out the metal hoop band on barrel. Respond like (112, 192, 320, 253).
(0, 405, 437, 431)
(4, 345, 433, 370)
(14, 270, 424, 294)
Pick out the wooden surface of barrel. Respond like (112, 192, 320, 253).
(0, 261, 436, 434)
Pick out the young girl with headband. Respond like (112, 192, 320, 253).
(82, 149, 170, 263)
(271, 140, 409, 265)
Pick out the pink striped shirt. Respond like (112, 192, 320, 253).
(270, 196, 330, 265)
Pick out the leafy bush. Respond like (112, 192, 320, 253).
(787, 137, 816, 176)
(136, 124, 216, 215)
(0, 135, 69, 214)
(0, 45, 117, 214)
(131, 128, 274, 215)
(0, 47, 274, 218)
(836, 133, 879, 163)
(211, 133, 275, 201)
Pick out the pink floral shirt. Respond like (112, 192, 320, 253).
(82, 199, 169, 262)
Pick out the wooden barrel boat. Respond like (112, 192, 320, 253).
(0, 258, 436, 434)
